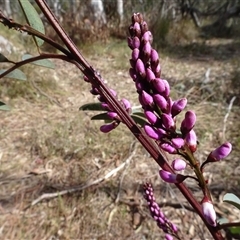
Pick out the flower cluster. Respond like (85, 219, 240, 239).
(128, 13, 197, 157)
(83, 74, 131, 133)
(143, 183, 179, 240)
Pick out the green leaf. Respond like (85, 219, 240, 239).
(131, 114, 148, 127)
(79, 103, 105, 111)
(223, 193, 240, 210)
(18, 0, 45, 47)
(0, 101, 10, 111)
(217, 218, 229, 225)
(131, 105, 143, 114)
(22, 54, 55, 69)
(229, 226, 240, 235)
(0, 69, 27, 80)
(0, 53, 15, 63)
(91, 113, 110, 121)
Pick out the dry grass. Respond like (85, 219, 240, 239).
(0, 28, 240, 240)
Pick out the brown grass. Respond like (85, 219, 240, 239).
(0, 28, 240, 240)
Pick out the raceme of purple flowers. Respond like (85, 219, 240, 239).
(143, 183, 179, 240)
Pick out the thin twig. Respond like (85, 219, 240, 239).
(222, 96, 236, 141)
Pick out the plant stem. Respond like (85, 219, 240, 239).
(35, 1, 224, 239)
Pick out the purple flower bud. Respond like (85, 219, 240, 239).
(162, 113, 175, 130)
(151, 49, 159, 65)
(132, 48, 140, 61)
(152, 78, 165, 94)
(171, 98, 187, 117)
(146, 68, 155, 82)
(83, 75, 89, 82)
(165, 234, 173, 240)
(142, 31, 153, 44)
(133, 22, 141, 37)
(162, 80, 170, 97)
(135, 80, 144, 92)
(133, 36, 141, 49)
(141, 90, 154, 106)
(107, 112, 118, 120)
(181, 111, 196, 136)
(90, 87, 99, 95)
(141, 21, 148, 33)
(144, 110, 158, 124)
(121, 98, 131, 111)
(207, 142, 232, 162)
(100, 122, 119, 133)
(201, 197, 217, 227)
(144, 125, 160, 140)
(110, 89, 117, 97)
(153, 94, 168, 111)
(185, 130, 197, 152)
(142, 41, 152, 61)
(160, 143, 177, 154)
(154, 63, 161, 78)
(171, 137, 184, 149)
(159, 170, 186, 183)
(135, 59, 146, 78)
(171, 159, 187, 171)
(129, 68, 137, 81)
(101, 102, 112, 111)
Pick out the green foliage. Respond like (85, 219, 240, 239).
(0, 69, 27, 81)
(18, 0, 45, 47)
(22, 54, 55, 69)
(223, 193, 240, 210)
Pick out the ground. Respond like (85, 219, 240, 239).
(0, 28, 240, 240)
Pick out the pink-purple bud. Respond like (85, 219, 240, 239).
(107, 112, 118, 120)
(142, 41, 152, 61)
(162, 113, 175, 130)
(133, 22, 141, 37)
(171, 98, 187, 117)
(159, 170, 186, 183)
(207, 142, 232, 162)
(135, 59, 146, 78)
(171, 159, 187, 171)
(185, 130, 197, 152)
(129, 68, 137, 81)
(160, 143, 177, 154)
(201, 197, 217, 227)
(181, 111, 197, 136)
(100, 122, 119, 133)
(153, 94, 168, 111)
(152, 78, 165, 94)
(151, 49, 159, 65)
(142, 31, 153, 44)
(141, 21, 148, 33)
(127, 37, 134, 49)
(162, 80, 170, 97)
(146, 68, 156, 82)
(171, 138, 185, 149)
(144, 110, 158, 124)
(132, 48, 140, 61)
(141, 90, 154, 106)
(133, 36, 141, 49)
(144, 125, 160, 140)
(121, 98, 131, 112)
(165, 234, 173, 240)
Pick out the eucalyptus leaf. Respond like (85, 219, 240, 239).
(79, 102, 105, 111)
(91, 113, 110, 120)
(131, 114, 148, 127)
(223, 193, 240, 210)
(0, 53, 15, 63)
(131, 105, 143, 114)
(0, 101, 10, 111)
(0, 69, 27, 80)
(18, 0, 45, 47)
(22, 54, 55, 69)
